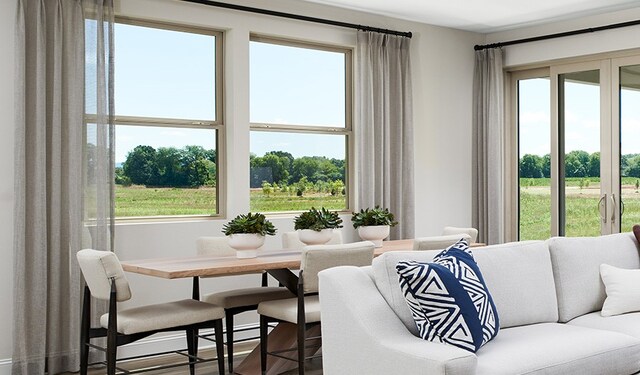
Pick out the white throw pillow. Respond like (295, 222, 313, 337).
(600, 263, 640, 317)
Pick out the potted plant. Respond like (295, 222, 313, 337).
(351, 206, 398, 247)
(294, 207, 343, 245)
(222, 212, 277, 258)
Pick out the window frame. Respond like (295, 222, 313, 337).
(85, 17, 226, 221)
(249, 35, 354, 214)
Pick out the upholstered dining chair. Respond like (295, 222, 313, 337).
(77, 249, 225, 375)
(196, 236, 293, 373)
(281, 230, 343, 250)
(257, 241, 375, 375)
(413, 233, 472, 250)
(442, 226, 479, 243)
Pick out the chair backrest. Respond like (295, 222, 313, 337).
(442, 226, 479, 243)
(196, 236, 236, 257)
(76, 249, 132, 302)
(301, 241, 374, 293)
(282, 230, 343, 250)
(413, 233, 472, 250)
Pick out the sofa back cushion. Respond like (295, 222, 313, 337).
(548, 232, 640, 322)
(372, 241, 557, 335)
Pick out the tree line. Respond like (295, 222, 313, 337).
(520, 151, 640, 178)
(116, 145, 345, 189)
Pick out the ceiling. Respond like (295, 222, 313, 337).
(297, 0, 640, 33)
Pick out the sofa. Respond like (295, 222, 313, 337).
(318, 232, 640, 374)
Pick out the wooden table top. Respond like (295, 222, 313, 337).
(121, 239, 484, 279)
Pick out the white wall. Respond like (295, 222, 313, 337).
(0, 0, 481, 365)
(0, 0, 16, 366)
(484, 7, 640, 67)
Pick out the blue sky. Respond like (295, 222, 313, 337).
(113, 23, 346, 164)
(519, 76, 640, 157)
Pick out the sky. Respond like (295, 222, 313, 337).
(112, 23, 346, 164)
(519, 76, 640, 158)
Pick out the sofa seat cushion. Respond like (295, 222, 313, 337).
(548, 232, 640, 322)
(373, 240, 557, 336)
(568, 311, 640, 339)
(475, 323, 640, 375)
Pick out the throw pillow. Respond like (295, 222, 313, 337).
(396, 239, 499, 352)
(600, 263, 640, 317)
(633, 224, 640, 244)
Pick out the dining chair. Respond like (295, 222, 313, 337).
(257, 241, 375, 375)
(281, 230, 343, 250)
(77, 249, 225, 375)
(441, 226, 479, 243)
(413, 233, 472, 250)
(196, 236, 294, 373)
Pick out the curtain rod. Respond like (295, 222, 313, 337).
(179, 0, 413, 38)
(475, 19, 640, 51)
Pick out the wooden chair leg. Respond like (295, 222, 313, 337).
(106, 331, 117, 375)
(297, 323, 305, 375)
(260, 315, 268, 375)
(186, 329, 196, 375)
(226, 312, 234, 373)
(80, 287, 91, 375)
(214, 319, 225, 375)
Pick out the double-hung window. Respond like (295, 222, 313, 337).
(95, 19, 223, 218)
(249, 36, 352, 213)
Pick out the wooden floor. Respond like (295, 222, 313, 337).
(72, 341, 322, 375)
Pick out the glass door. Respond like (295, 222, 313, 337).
(613, 57, 640, 233)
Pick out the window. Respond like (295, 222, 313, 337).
(249, 36, 352, 212)
(89, 19, 223, 218)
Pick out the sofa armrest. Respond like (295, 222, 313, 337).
(319, 266, 477, 375)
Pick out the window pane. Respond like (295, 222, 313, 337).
(619, 65, 640, 232)
(115, 125, 217, 217)
(114, 23, 216, 120)
(560, 70, 601, 237)
(518, 78, 551, 240)
(250, 41, 346, 127)
(250, 131, 347, 212)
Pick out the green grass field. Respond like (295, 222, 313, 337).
(115, 186, 346, 217)
(519, 177, 640, 240)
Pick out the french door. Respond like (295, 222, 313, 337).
(513, 56, 640, 240)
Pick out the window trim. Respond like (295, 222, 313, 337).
(93, 17, 226, 221)
(249, 35, 354, 213)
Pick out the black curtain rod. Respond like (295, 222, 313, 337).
(180, 0, 413, 38)
(475, 19, 640, 51)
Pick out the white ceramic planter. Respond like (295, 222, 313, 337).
(357, 225, 390, 247)
(227, 233, 265, 258)
(298, 229, 333, 245)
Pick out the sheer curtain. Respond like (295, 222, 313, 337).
(356, 30, 415, 240)
(472, 48, 505, 245)
(13, 0, 114, 373)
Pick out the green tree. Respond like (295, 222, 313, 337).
(519, 154, 543, 178)
(588, 152, 600, 177)
(123, 145, 158, 185)
(627, 155, 640, 178)
(541, 154, 551, 178)
(565, 150, 590, 177)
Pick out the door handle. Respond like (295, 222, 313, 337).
(610, 194, 616, 224)
(598, 194, 607, 224)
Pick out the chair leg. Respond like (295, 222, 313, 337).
(260, 315, 268, 375)
(225, 312, 234, 373)
(186, 329, 196, 375)
(297, 322, 306, 375)
(106, 331, 117, 375)
(80, 287, 90, 375)
(214, 319, 225, 375)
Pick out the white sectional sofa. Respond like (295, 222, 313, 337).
(318, 232, 640, 374)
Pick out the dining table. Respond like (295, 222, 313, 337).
(120, 239, 484, 374)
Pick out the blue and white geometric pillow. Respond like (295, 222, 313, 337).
(396, 239, 499, 352)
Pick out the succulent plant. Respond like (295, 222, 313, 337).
(294, 207, 343, 231)
(351, 206, 398, 229)
(222, 212, 277, 236)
